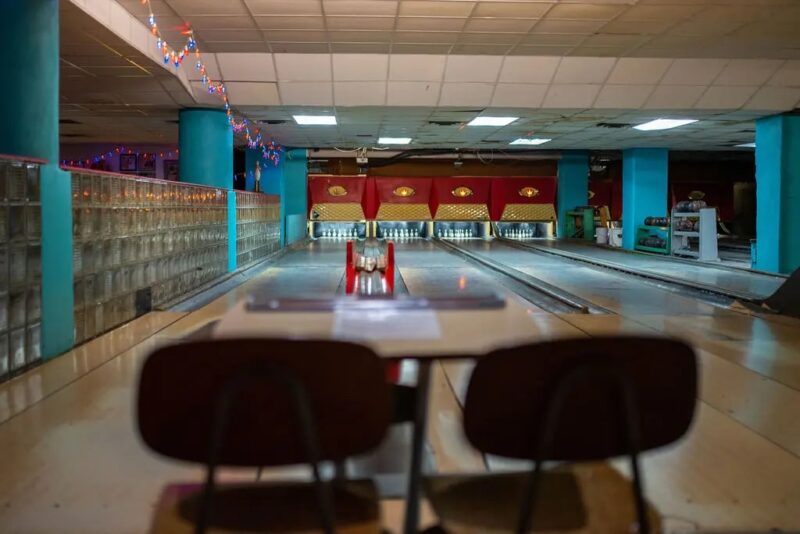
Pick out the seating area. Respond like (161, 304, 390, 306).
(138, 336, 697, 533)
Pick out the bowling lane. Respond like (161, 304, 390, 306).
(245, 239, 346, 297)
(446, 240, 725, 317)
(532, 240, 784, 299)
(393, 240, 557, 314)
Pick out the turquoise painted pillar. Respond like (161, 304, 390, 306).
(755, 114, 800, 273)
(0, 0, 74, 358)
(280, 149, 308, 247)
(557, 151, 589, 238)
(622, 148, 668, 250)
(179, 108, 233, 189)
(227, 191, 237, 272)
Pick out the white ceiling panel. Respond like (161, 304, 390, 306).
(491, 84, 548, 108)
(661, 59, 729, 85)
(767, 60, 800, 87)
(334, 81, 387, 106)
(552, 57, 616, 84)
(606, 58, 673, 85)
(225, 81, 281, 105)
(542, 84, 602, 108)
(387, 81, 441, 105)
(444, 55, 503, 83)
(714, 59, 784, 86)
(594, 85, 655, 109)
(389, 55, 446, 81)
(695, 86, 759, 109)
(332, 54, 389, 81)
(217, 53, 276, 82)
(438, 82, 495, 106)
(644, 85, 706, 109)
(274, 53, 332, 81)
(278, 81, 334, 105)
(745, 86, 800, 111)
(498, 56, 561, 84)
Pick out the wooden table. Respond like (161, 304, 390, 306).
(213, 293, 548, 534)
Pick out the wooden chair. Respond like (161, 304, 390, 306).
(423, 337, 697, 534)
(138, 339, 393, 533)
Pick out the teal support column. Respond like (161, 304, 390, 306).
(227, 191, 237, 272)
(0, 0, 74, 358)
(755, 114, 800, 274)
(557, 151, 589, 238)
(280, 149, 308, 247)
(179, 108, 233, 189)
(622, 148, 668, 250)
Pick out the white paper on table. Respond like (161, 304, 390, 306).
(332, 309, 441, 341)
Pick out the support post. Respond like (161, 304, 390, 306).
(557, 151, 589, 239)
(622, 148, 668, 251)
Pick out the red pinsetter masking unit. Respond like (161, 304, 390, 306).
(430, 177, 492, 239)
(308, 175, 371, 239)
(490, 176, 557, 239)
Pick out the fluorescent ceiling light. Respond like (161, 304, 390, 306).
(633, 118, 698, 131)
(736, 142, 756, 148)
(378, 137, 412, 145)
(467, 116, 518, 127)
(293, 115, 337, 125)
(510, 138, 552, 146)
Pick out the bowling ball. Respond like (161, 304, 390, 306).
(688, 200, 707, 212)
(693, 220, 701, 232)
(675, 200, 692, 212)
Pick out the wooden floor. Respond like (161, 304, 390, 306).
(1, 267, 799, 533)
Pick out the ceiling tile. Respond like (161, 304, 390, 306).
(546, 3, 626, 21)
(169, 0, 249, 15)
(331, 43, 391, 53)
(473, 2, 551, 18)
(399, 1, 475, 17)
(491, 84, 548, 108)
(278, 81, 333, 105)
(323, 0, 398, 16)
(332, 54, 389, 81)
(444, 55, 503, 82)
(450, 44, 513, 55)
(262, 30, 329, 42)
(744, 86, 800, 110)
(392, 31, 459, 44)
(225, 81, 281, 105)
(695, 86, 759, 109)
(498, 56, 561, 84)
(644, 85, 706, 108)
(329, 31, 392, 43)
(553, 57, 616, 84)
(245, 0, 323, 15)
(390, 43, 452, 54)
(714, 59, 785, 86)
(387, 81, 441, 105)
(614, 4, 703, 22)
(463, 18, 536, 33)
(334, 81, 386, 106)
(217, 53, 277, 82)
(768, 60, 800, 87)
(270, 42, 331, 53)
(326, 16, 395, 30)
(254, 16, 326, 30)
(397, 17, 466, 31)
(533, 19, 606, 34)
(607, 58, 673, 85)
(274, 53, 332, 81)
(660, 59, 729, 85)
(594, 85, 655, 109)
(542, 84, 602, 108)
(389, 54, 446, 81)
(438, 82, 495, 106)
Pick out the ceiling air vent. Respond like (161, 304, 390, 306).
(596, 122, 632, 129)
(258, 119, 288, 125)
(59, 119, 82, 125)
(428, 121, 461, 126)
(61, 133, 88, 138)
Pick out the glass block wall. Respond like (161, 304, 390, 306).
(235, 191, 280, 268)
(0, 157, 42, 382)
(71, 171, 227, 344)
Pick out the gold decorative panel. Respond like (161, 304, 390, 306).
(392, 186, 416, 198)
(310, 202, 365, 221)
(501, 203, 557, 221)
(327, 185, 348, 197)
(688, 190, 705, 200)
(451, 186, 473, 198)
(518, 186, 540, 198)
(376, 203, 432, 220)
(588, 190, 596, 199)
(435, 204, 490, 221)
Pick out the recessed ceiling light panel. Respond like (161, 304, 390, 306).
(510, 138, 551, 146)
(378, 137, 412, 145)
(467, 116, 518, 127)
(735, 142, 756, 148)
(293, 115, 337, 125)
(633, 118, 698, 131)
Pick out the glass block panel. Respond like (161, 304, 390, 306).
(26, 165, 40, 202)
(25, 323, 41, 364)
(7, 165, 26, 201)
(10, 328, 25, 370)
(9, 246, 26, 287)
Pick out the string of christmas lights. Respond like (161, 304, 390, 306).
(140, 0, 282, 165)
(60, 146, 179, 168)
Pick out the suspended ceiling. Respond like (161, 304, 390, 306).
(60, 0, 800, 150)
